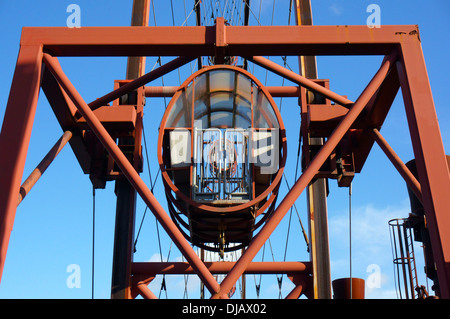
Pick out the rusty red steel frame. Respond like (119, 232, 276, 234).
(0, 21, 449, 298)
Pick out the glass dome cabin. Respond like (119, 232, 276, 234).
(158, 65, 286, 253)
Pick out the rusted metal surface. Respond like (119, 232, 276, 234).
(87, 56, 196, 114)
(332, 278, 365, 299)
(18, 130, 73, 205)
(397, 40, 450, 299)
(111, 0, 150, 298)
(0, 18, 447, 299)
(132, 261, 311, 275)
(295, 0, 332, 299)
(131, 261, 312, 299)
(144, 85, 301, 98)
(126, 0, 151, 80)
(288, 271, 314, 299)
(158, 64, 287, 215)
(134, 276, 158, 299)
(249, 56, 353, 107)
(371, 128, 422, 202)
(41, 52, 222, 295)
(157, 64, 287, 253)
(19, 25, 418, 57)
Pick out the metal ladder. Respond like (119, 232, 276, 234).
(389, 218, 419, 299)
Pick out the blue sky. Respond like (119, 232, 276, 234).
(0, 0, 448, 299)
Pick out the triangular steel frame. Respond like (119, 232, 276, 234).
(0, 22, 449, 299)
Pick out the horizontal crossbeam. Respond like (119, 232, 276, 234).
(21, 24, 419, 57)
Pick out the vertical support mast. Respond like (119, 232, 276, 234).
(194, 0, 203, 70)
(126, 0, 151, 79)
(111, 0, 151, 299)
(294, 0, 332, 299)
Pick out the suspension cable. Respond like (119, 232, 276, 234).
(183, 253, 190, 299)
(266, 237, 283, 298)
(181, 0, 202, 26)
(253, 242, 265, 298)
(282, 173, 310, 251)
(156, 217, 169, 299)
(133, 122, 153, 252)
(243, 0, 262, 25)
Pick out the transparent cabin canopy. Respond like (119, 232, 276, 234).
(165, 68, 280, 130)
(159, 65, 286, 251)
(161, 66, 283, 205)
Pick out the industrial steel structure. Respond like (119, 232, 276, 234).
(0, 1, 449, 299)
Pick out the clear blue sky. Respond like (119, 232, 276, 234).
(0, 0, 448, 299)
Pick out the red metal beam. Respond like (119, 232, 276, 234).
(397, 40, 450, 299)
(0, 23, 446, 300)
(111, 0, 151, 299)
(214, 17, 226, 64)
(371, 128, 422, 203)
(294, 0, 332, 300)
(132, 261, 311, 275)
(20, 25, 418, 57)
(0, 45, 43, 282)
(352, 58, 401, 173)
(18, 130, 73, 205)
(87, 55, 196, 113)
(134, 276, 158, 299)
(126, 0, 151, 79)
(131, 261, 311, 299)
(248, 56, 353, 107)
(144, 85, 301, 98)
(41, 66, 92, 174)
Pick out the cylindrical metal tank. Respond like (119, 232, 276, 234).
(332, 278, 365, 299)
